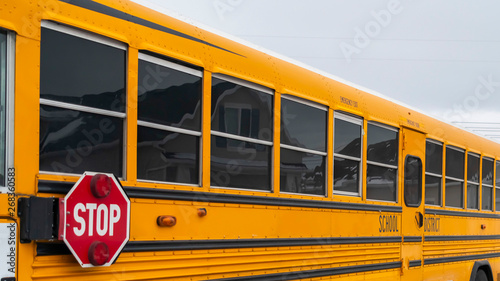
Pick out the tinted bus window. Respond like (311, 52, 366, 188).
(445, 146, 465, 208)
(333, 113, 362, 196)
(280, 97, 327, 196)
(425, 140, 443, 206)
(467, 154, 480, 209)
(366, 123, 398, 202)
(495, 161, 500, 211)
(137, 53, 202, 185)
(404, 156, 422, 207)
(211, 76, 273, 191)
(482, 158, 494, 210)
(39, 25, 126, 176)
(40, 28, 125, 112)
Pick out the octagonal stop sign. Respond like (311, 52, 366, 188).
(59, 172, 130, 267)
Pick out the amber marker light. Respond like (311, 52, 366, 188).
(90, 174, 112, 198)
(88, 241, 110, 266)
(481, 224, 487, 230)
(157, 215, 177, 227)
(197, 208, 207, 217)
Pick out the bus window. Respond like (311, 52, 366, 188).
(425, 140, 443, 206)
(0, 31, 6, 187)
(482, 157, 494, 210)
(404, 156, 422, 207)
(496, 161, 500, 211)
(210, 76, 273, 191)
(333, 112, 362, 196)
(445, 146, 465, 208)
(136, 53, 202, 185)
(280, 97, 327, 196)
(39, 23, 126, 176)
(466, 153, 480, 209)
(366, 123, 398, 202)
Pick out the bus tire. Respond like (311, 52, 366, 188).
(475, 269, 488, 281)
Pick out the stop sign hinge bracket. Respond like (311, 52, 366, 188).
(18, 196, 60, 243)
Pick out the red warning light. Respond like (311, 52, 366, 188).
(90, 174, 112, 198)
(88, 241, 110, 266)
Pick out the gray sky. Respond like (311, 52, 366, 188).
(134, 0, 500, 141)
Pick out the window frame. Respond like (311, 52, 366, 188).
(279, 95, 328, 197)
(425, 139, 443, 206)
(39, 21, 127, 178)
(136, 52, 203, 186)
(365, 122, 399, 203)
(210, 74, 274, 192)
(332, 112, 363, 197)
(481, 157, 494, 211)
(444, 145, 465, 209)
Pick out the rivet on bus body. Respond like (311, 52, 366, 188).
(197, 208, 207, 217)
(157, 215, 176, 227)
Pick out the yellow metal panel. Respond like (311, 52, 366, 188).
(273, 92, 281, 194)
(125, 47, 139, 183)
(201, 70, 212, 191)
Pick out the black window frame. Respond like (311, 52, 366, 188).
(136, 52, 203, 186)
(333, 112, 363, 197)
(39, 21, 127, 177)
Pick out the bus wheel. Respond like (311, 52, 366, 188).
(475, 269, 488, 281)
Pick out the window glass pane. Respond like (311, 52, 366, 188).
(137, 126, 199, 184)
(211, 78, 272, 142)
(334, 118, 361, 158)
(467, 154, 480, 183)
(445, 179, 463, 208)
(425, 141, 442, 175)
(496, 188, 500, 211)
(0, 32, 6, 186)
(425, 175, 441, 206)
(366, 165, 397, 201)
(445, 147, 464, 179)
(280, 148, 325, 195)
(367, 124, 398, 166)
(39, 105, 123, 176)
(281, 98, 327, 152)
(333, 157, 359, 194)
(137, 59, 201, 131)
(40, 28, 126, 112)
(482, 159, 494, 186)
(496, 161, 500, 187)
(482, 186, 493, 210)
(467, 184, 479, 209)
(211, 136, 270, 190)
(404, 156, 422, 207)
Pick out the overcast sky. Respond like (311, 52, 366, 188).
(133, 0, 500, 141)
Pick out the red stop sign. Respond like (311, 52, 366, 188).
(60, 172, 130, 267)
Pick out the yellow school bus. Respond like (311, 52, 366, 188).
(0, 0, 499, 280)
